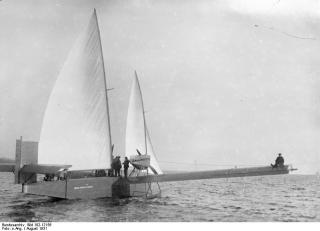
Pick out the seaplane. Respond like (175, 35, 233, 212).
(0, 9, 296, 199)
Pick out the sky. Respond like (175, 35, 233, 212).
(0, 0, 320, 174)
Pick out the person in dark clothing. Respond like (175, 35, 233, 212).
(272, 153, 284, 168)
(44, 173, 54, 181)
(276, 153, 284, 167)
(115, 156, 122, 177)
(123, 157, 130, 178)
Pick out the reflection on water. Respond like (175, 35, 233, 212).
(1, 173, 320, 221)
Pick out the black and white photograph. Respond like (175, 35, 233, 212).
(0, 0, 320, 224)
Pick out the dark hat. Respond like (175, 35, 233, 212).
(278, 153, 282, 156)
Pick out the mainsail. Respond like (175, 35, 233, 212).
(125, 72, 163, 174)
(38, 10, 112, 170)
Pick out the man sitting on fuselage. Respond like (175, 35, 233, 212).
(271, 153, 284, 168)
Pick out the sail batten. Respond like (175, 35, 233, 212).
(38, 10, 112, 170)
(125, 73, 163, 174)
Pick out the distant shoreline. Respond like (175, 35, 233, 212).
(0, 157, 15, 163)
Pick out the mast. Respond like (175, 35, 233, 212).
(135, 71, 148, 155)
(94, 9, 113, 165)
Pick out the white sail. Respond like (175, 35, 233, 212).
(146, 128, 163, 174)
(125, 72, 163, 174)
(38, 10, 112, 170)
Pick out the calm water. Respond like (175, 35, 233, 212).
(0, 173, 320, 222)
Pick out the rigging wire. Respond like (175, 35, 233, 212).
(254, 24, 317, 41)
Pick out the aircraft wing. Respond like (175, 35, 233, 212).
(20, 164, 72, 174)
(127, 165, 294, 184)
